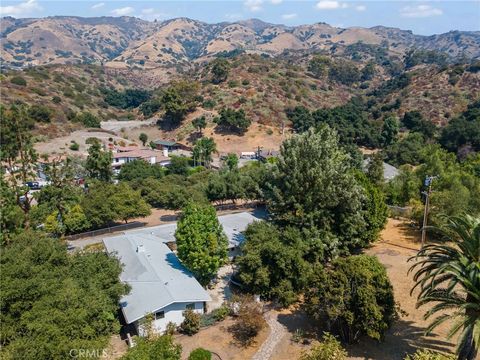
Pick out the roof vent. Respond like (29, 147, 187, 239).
(136, 244, 146, 253)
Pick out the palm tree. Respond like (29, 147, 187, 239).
(409, 214, 480, 360)
(193, 137, 217, 168)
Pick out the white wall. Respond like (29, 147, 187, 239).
(136, 301, 205, 335)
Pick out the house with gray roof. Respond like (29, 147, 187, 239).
(103, 233, 211, 334)
(362, 158, 400, 182)
(103, 211, 263, 335)
(128, 211, 262, 257)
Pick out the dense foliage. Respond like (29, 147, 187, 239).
(286, 100, 381, 147)
(215, 108, 251, 133)
(103, 88, 152, 109)
(121, 335, 182, 360)
(385, 147, 480, 228)
(264, 126, 375, 255)
(0, 232, 129, 359)
(175, 203, 228, 285)
(304, 255, 396, 343)
(160, 80, 200, 124)
(440, 101, 480, 156)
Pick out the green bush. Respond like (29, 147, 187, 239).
(202, 99, 216, 109)
(76, 112, 100, 128)
(212, 305, 230, 321)
(179, 309, 201, 335)
(188, 348, 211, 360)
(69, 141, 80, 151)
(299, 333, 347, 360)
(304, 255, 396, 343)
(85, 137, 100, 145)
(121, 335, 181, 360)
(52, 96, 62, 104)
(28, 104, 53, 122)
(10, 76, 27, 86)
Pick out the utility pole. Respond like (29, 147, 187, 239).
(421, 175, 436, 249)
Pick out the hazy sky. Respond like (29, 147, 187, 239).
(0, 0, 479, 35)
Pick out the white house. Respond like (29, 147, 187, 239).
(111, 149, 171, 174)
(103, 234, 211, 334)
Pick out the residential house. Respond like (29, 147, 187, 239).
(128, 211, 262, 258)
(103, 234, 211, 335)
(153, 140, 191, 155)
(112, 149, 170, 174)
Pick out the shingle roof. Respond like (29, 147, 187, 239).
(103, 234, 211, 324)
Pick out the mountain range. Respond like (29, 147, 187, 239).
(1, 16, 480, 69)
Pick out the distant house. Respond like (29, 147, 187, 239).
(153, 140, 187, 154)
(103, 234, 211, 335)
(112, 149, 170, 173)
(362, 159, 399, 182)
(129, 211, 262, 258)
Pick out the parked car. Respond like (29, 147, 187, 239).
(25, 181, 41, 190)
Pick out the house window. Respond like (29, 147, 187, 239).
(154, 311, 165, 320)
(186, 303, 195, 310)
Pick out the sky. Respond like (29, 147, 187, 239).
(0, 0, 479, 35)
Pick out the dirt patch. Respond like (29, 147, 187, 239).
(34, 129, 133, 157)
(124, 111, 286, 155)
(174, 317, 269, 360)
(103, 335, 128, 359)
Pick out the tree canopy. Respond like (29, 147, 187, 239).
(304, 255, 396, 343)
(0, 231, 129, 359)
(264, 125, 372, 256)
(175, 203, 228, 285)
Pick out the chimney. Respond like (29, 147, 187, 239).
(136, 244, 145, 253)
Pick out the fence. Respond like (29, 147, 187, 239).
(64, 222, 145, 240)
(388, 205, 411, 218)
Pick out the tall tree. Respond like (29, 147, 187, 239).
(0, 105, 38, 227)
(175, 203, 228, 285)
(211, 58, 230, 84)
(139, 133, 148, 146)
(264, 125, 368, 256)
(192, 116, 207, 135)
(161, 81, 200, 124)
(381, 115, 399, 146)
(112, 183, 151, 223)
(85, 141, 113, 182)
(193, 137, 217, 168)
(367, 152, 385, 186)
(409, 215, 480, 360)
